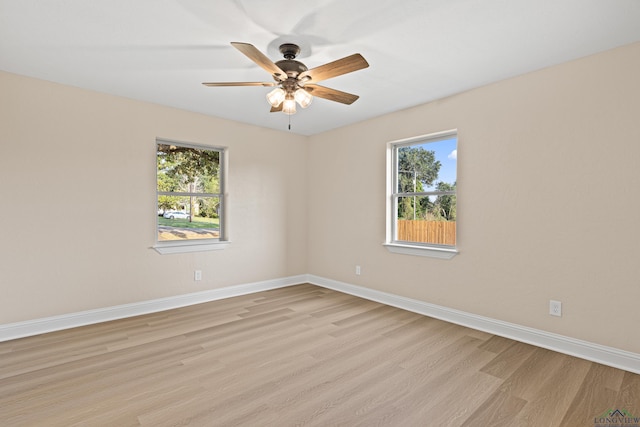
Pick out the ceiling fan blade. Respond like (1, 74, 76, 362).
(231, 42, 287, 81)
(202, 82, 276, 87)
(270, 104, 283, 113)
(304, 84, 360, 105)
(298, 53, 369, 84)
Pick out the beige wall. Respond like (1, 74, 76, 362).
(308, 42, 640, 354)
(1, 42, 639, 354)
(0, 71, 308, 322)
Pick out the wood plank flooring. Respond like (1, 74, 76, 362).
(1, 284, 638, 426)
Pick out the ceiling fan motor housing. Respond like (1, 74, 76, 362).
(276, 43, 308, 79)
(275, 44, 308, 80)
(275, 59, 308, 79)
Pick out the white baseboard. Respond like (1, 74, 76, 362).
(2, 273, 639, 374)
(307, 274, 640, 375)
(0, 275, 307, 342)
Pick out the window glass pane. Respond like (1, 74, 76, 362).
(157, 144, 220, 194)
(156, 140, 223, 244)
(392, 133, 457, 248)
(157, 196, 221, 241)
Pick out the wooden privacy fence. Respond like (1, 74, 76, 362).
(397, 220, 456, 246)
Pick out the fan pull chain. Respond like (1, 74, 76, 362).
(288, 114, 291, 130)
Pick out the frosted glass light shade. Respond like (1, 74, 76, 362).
(294, 88, 313, 108)
(266, 87, 285, 107)
(282, 98, 297, 115)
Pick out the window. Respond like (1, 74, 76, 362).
(155, 139, 227, 254)
(385, 130, 458, 259)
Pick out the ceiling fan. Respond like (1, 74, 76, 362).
(203, 42, 369, 115)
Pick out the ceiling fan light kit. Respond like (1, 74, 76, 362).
(203, 42, 369, 118)
(265, 69, 312, 113)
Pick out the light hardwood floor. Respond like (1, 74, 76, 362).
(1, 284, 638, 426)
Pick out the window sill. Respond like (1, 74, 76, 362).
(383, 242, 458, 259)
(152, 241, 230, 255)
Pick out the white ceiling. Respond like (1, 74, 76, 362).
(2, 0, 639, 135)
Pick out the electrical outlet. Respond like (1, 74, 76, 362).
(194, 270, 202, 281)
(355, 265, 361, 275)
(549, 300, 562, 317)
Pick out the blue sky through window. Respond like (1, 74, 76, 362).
(413, 137, 457, 191)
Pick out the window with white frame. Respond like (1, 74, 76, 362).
(386, 130, 457, 258)
(155, 139, 226, 252)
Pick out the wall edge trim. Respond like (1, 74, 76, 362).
(3, 273, 638, 374)
(0, 275, 307, 342)
(307, 274, 640, 374)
